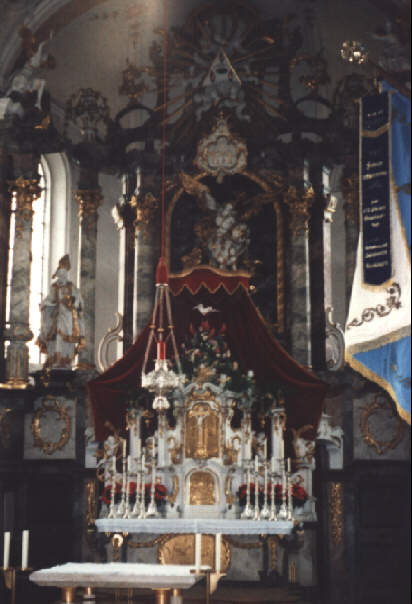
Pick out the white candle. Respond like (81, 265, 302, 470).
(127, 455, 132, 473)
(195, 533, 202, 572)
(287, 458, 291, 473)
(271, 457, 276, 473)
(141, 453, 145, 474)
(21, 530, 29, 570)
(122, 439, 127, 458)
(112, 455, 116, 474)
(254, 455, 259, 473)
(3, 531, 10, 569)
(137, 437, 142, 459)
(263, 438, 267, 460)
(281, 438, 285, 460)
(215, 533, 222, 573)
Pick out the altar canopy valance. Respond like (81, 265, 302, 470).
(89, 268, 327, 440)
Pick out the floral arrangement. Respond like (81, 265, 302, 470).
(101, 482, 167, 508)
(178, 320, 285, 412)
(237, 482, 308, 509)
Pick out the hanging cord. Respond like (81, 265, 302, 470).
(160, 0, 168, 259)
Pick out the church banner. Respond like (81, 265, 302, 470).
(345, 83, 411, 424)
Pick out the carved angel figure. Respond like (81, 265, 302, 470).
(5, 29, 54, 118)
(37, 255, 85, 368)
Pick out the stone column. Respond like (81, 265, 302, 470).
(342, 171, 359, 312)
(284, 179, 314, 368)
(75, 188, 103, 370)
(4, 171, 41, 387)
(0, 145, 11, 380)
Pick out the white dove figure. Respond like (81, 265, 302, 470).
(193, 304, 220, 316)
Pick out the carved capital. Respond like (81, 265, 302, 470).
(8, 176, 42, 238)
(131, 191, 158, 237)
(75, 189, 103, 230)
(284, 185, 315, 235)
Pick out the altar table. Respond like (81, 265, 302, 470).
(95, 518, 294, 534)
(30, 562, 208, 604)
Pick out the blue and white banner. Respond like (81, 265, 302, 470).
(345, 83, 411, 424)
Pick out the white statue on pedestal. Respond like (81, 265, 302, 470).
(37, 255, 85, 368)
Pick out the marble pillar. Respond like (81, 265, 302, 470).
(342, 172, 359, 312)
(3, 175, 41, 387)
(0, 145, 11, 379)
(284, 183, 314, 368)
(75, 189, 103, 370)
(135, 228, 157, 336)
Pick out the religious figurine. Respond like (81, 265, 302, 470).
(37, 255, 85, 368)
(5, 28, 54, 119)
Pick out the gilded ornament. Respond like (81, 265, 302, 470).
(185, 403, 220, 459)
(111, 533, 124, 561)
(31, 396, 72, 455)
(189, 471, 217, 505)
(268, 536, 278, 570)
(85, 479, 97, 526)
(328, 482, 344, 546)
(166, 474, 179, 506)
(360, 395, 405, 455)
(342, 174, 359, 225)
(194, 115, 248, 183)
(225, 474, 235, 505)
(8, 177, 42, 239)
(284, 184, 315, 236)
(75, 189, 103, 231)
(158, 534, 231, 572)
(132, 191, 159, 237)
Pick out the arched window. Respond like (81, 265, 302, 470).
(6, 153, 70, 370)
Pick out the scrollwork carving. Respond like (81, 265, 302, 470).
(360, 395, 405, 455)
(31, 396, 72, 455)
(328, 482, 344, 546)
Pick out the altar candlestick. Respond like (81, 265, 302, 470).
(195, 534, 201, 572)
(3, 531, 10, 569)
(21, 530, 29, 570)
(215, 534, 222, 573)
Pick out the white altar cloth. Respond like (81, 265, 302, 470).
(96, 518, 294, 534)
(30, 562, 208, 590)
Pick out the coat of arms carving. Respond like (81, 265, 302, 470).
(194, 115, 248, 183)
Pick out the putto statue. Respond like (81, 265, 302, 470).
(37, 255, 85, 368)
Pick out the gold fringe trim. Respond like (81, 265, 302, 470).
(170, 264, 251, 279)
(360, 122, 391, 138)
(345, 350, 411, 425)
(347, 325, 411, 354)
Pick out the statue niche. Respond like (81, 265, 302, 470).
(185, 402, 220, 459)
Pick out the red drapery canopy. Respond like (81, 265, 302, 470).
(89, 267, 327, 441)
